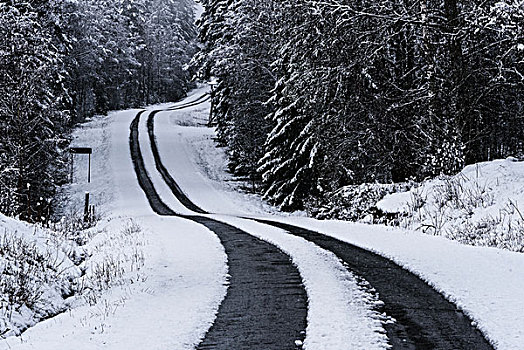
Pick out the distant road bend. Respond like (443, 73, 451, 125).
(129, 95, 494, 350)
(130, 110, 307, 350)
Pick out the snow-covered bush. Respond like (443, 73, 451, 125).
(0, 218, 80, 337)
(378, 159, 524, 252)
(77, 219, 146, 305)
(309, 182, 412, 224)
(49, 206, 101, 247)
(314, 159, 524, 252)
(446, 200, 524, 252)
(0, 214, 147, 337)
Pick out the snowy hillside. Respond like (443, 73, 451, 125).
(378, 158, 524, 252)
(0, 214, 80, 337)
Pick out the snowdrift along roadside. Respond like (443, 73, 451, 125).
(378, 158, 524, 252)
(1, 97, 228, 349)
(151, 91, 524, 350)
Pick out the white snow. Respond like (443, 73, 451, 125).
(377, 191, 412, 214)
(0, 214, 80, 337)
(1, 99, 228, 349)
(378, 158, 524, 252)
(3, 85, 523, 350)
(1, 216, 227, 350)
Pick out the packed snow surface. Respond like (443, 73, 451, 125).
(2, 86, 523, 350)
(149, 88, 524, 350)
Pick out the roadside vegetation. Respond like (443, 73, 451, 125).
(311, 158, 524, 252)
(196, 0, 524, 213)
(0, 213, 146, 337)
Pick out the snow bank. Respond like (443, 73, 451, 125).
(0, 214, 81, 337)
(265, 217, 524, 350)
(378, 158, 524, 252)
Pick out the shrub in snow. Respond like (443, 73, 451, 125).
(446, 201, 524, 252)
(314, 159, 524, 252)
(0, 227, 80, 337)
(308, 182, 412, 224)
(380, 159, 524, 252)
(76, 219, 146, 306)
(0, 214, 147, 337)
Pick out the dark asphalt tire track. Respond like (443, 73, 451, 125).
(147, 110, 208, 214)
(139, 100, 495, 349)
(166, 92, 211, 111)
(253, 219, 494, 350)
(130, 110, 307, 350)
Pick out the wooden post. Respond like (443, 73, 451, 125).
(26, 183, 31, 221)
(88, 153, 91, 183)
(84, 192, 90, 222)
(208, 80, 217, 127)
(208, 88, 214, 127)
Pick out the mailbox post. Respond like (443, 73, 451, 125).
(70, 147, 93, 183)
(208, 78, 218, 127)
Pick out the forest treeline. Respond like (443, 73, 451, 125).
(0, 0, 198, 221)
(196, 0, 524, 211)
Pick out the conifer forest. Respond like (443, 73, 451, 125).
(1, 0, 524, 218)
(196, 0, 524, 211)
(0, 0, 197, 221)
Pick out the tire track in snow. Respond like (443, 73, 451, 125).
(146, 110, 208, 214)
(146, 103, 495, 350)
(252, 219, 494, 350)
(165, 93, 211, 111)
(130, 110, 307, 350)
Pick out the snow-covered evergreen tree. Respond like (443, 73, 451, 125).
(0, 1, 71, 221)
(195, 0, 276, 184)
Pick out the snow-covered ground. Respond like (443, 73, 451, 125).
(2, 86, 523, 350)
(378, 159, 524, 252)
(1, 99, 228, 349)
(147, 89, 524, 349)
(0, 214, 80, 337)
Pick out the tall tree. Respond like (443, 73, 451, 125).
(0, 1, 71, 221)
(195, 0, 276, 184)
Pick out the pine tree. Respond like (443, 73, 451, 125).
(195, 0, 276, 185)
(0, 1, 71, 221)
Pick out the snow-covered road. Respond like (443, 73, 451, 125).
(145, 88, 521, 350)
(2, 86, 523, 350)
(133, 90, 493, 349)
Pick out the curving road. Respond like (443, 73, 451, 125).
(130, 97, 494, 350)
(130, 110, 307, 350)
